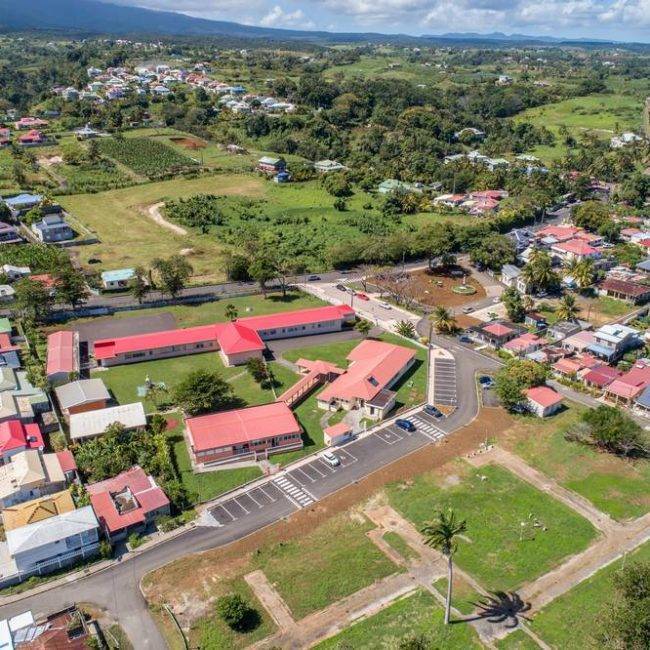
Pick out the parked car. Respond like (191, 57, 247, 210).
(458, 335, 471, 343)
(479, 375, 494, 388)
(462, 306, 474, 314)
(307, 275, 321, 281)
(356, 292, 370, 301)
(322, 451, 340, 467)
(395, 419, 416, 432)
(335, 283, 347, 292)
(424, 405, 444, 419)
(378, 301, 392, 309)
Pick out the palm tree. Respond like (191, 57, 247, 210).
(421, 510, 468, 625)
(224, 303, 238, 321)
(556, 294, 580, 322)
(573, 259, 595, 290)
(431, 306, 457, 334)
(395, 320, 416, 339)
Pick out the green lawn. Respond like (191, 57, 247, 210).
(529, 541, 650, 649)
(76, 290, 326, 330)
(496, 629, 542, 649)
(315, 590, 483, 649)
(164, 415, 262, 504)
(502, 405, 650, 521)
(388, 463, 597, 591)
(432, 575, 482, 616)
(253, 512, 400, 619)
(382, 531, 419, 562)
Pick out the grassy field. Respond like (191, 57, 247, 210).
(315, 590, 483, 649)
(382, 530, 419, 562)
(388, 462, 597, 591)
(516, 93, 645, 162)
(432, 574, 483, 616)
(93, 350, 298, 411)
(59, 173, 265, 282)
(496, 629, 542, 649)
(528, 540, 650, 649)
(253, 511, 400, 619)
(501, 405, 650, 521)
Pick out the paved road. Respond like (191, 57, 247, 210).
(0, 381, 487, 649)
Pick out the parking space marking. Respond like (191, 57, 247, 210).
(246, 491, 264, 508)
(307, 462, 327, 478)
(375, 427, 403, 445)
(314, 458, 337, 473)
(258, 485, 278, 502)
(336, 448, 358, 466)
(233, 497, 251, 514)
(291, 467, 317, 484)
(222, 501, 244, 519)
(212, 505, 236, 522)
(408, 415, 447, 442)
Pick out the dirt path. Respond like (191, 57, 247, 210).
(467, 447, 618, 533)
(245, 570, 296, 632)
(141, 201, 188, 236)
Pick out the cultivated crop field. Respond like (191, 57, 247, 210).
(97, 137, 199, 178)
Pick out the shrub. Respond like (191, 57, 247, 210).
(215, 594, 258, 631)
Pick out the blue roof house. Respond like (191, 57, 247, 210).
(101, 268, 136, 291)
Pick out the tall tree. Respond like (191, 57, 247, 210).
(172, 369, 234, 416)
(502, 287, 525, 322)
(153, 255, 193, 298)
(55, 267, 89, 309)
(420, 510, 468, 625)
(13, 277, 54, 323)
(129, 266, 149, 304)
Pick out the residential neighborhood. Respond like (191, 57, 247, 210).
(0, 13, 649, 650)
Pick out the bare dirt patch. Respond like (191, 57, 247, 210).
(140, 202, 188, 236)
(375, 267, 486, 310)
(169, 136, 207, 150)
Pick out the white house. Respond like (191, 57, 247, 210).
(3, 506, 99, 581)
(525, 386, 564, 418)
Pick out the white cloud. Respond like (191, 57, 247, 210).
(260, 5, 315, 28)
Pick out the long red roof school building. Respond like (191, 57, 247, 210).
(186, 402, 303, 466)
(93, 304, 355, 368)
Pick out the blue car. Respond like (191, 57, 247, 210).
(479, 376, 494, 388)
(395, 419, 416, 432)
(424, 405, 444, 419)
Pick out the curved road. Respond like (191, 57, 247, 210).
(0, 336, 499, 649)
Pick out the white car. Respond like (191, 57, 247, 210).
(492, 297, 501, 304)
(378, 301, 392, 310)
(322, 451, 340, 467)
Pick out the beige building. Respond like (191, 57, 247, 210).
(2, 490, 75, 532)
(0, 450, 68, 509)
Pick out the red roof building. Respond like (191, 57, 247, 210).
(503, 332, 544, 356)
(18, 129, 45, 145)
(186, 402, 303, 466)
(87, 466, 170, 540)
(46, 330, 80, 385)
(604, 361, 650, 405)
(94, 304, 356, 368)
(552, 238, 601, 261)
(0, 420, 44, 463)
(525, 386, 564, 417)
(536, 225, 581, 242)
(317, 340, 416, 420)
(583, 365, 621, 389)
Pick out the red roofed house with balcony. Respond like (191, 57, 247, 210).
(583, 365, 621, 390)
(0, 420, 44, 464)
(603, 361, 650, 406)
(46, 330, 80, 386)
(525, 386, 564, 418)
(503, 332, 545, 357)
(467, 321, 523, 348)
(551, 238, 601, 262)
(186, 402, 303, 467)
(18, 130, 45, 146)
(317, 340, 416, 421)
(15, 117, 49, 130)
(87, 465, 170, 541)
(535, 225, 582, 243)
(93, 304, 355, 368)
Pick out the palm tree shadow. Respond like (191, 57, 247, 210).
(456, 591, 531, 628)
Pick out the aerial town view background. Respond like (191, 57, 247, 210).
(0, 0, 649, 647)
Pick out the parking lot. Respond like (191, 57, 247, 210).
(203, 408, 449, 528)
(432, 356, 458, 406)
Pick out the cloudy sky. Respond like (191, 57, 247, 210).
(109, 0, 650, 41)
